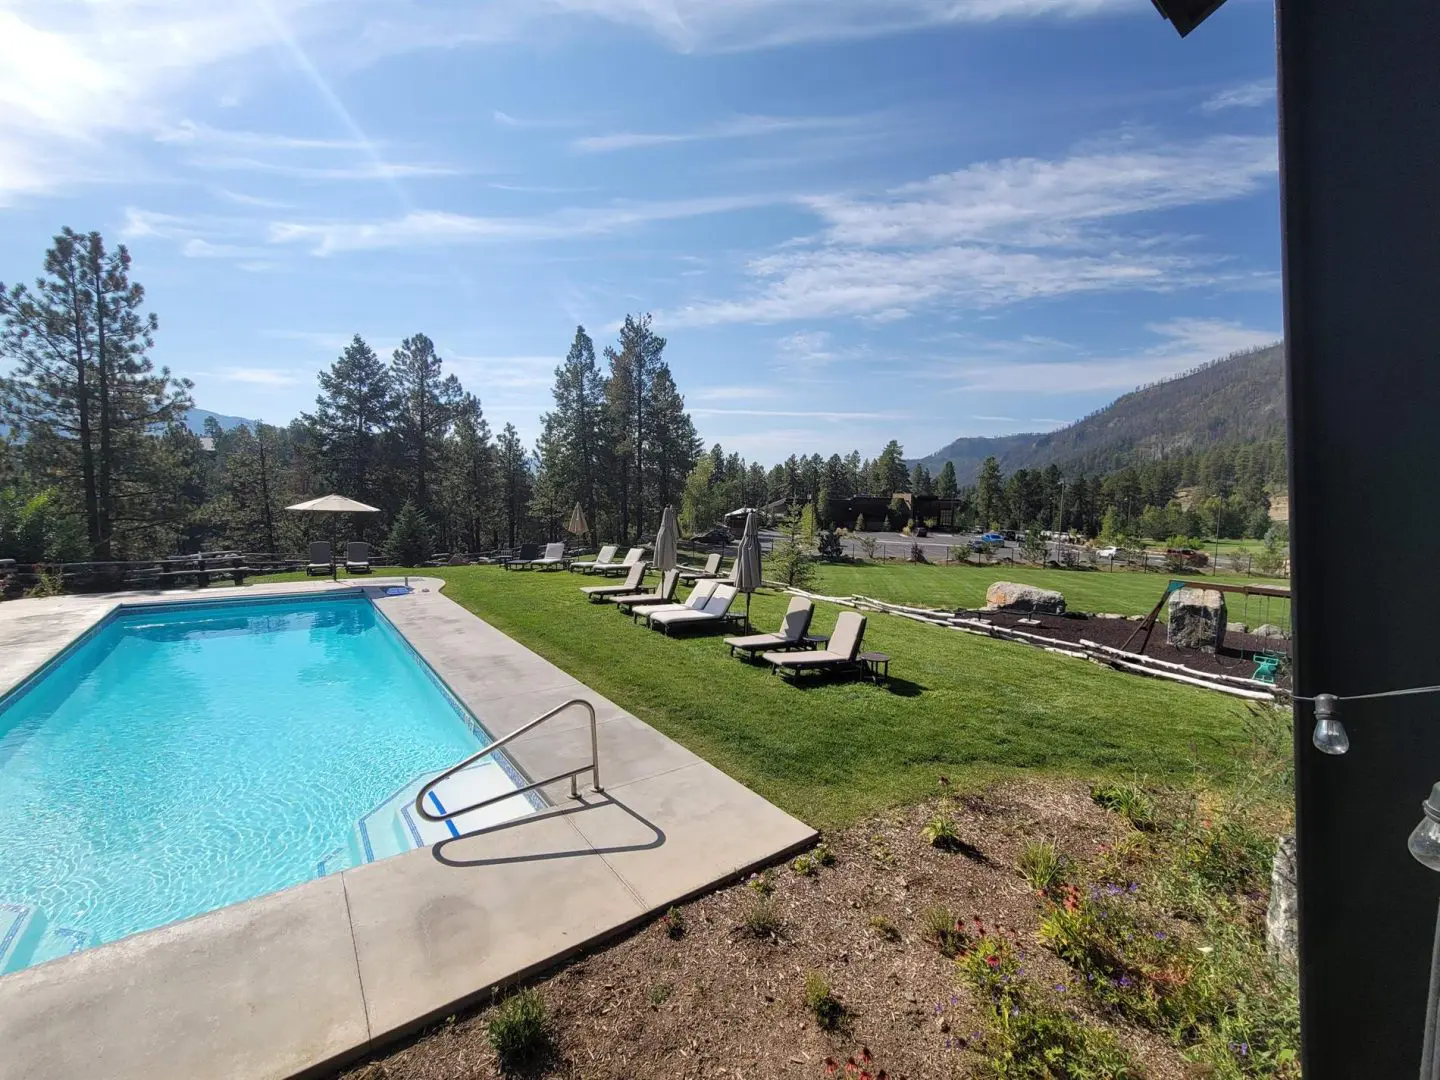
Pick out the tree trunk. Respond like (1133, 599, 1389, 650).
(93, 272, 113, 560)
(63, 261, 101, 555)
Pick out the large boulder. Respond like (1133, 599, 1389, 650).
(984, 581, 1066, 615)
(1267, 835, 1298, 968)
(1167, 587, 1227, 650)
(1255, 623, 1289, 639)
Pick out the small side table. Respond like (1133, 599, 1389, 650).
(804, 634, 830, 651)
(860, 651, 891, 683)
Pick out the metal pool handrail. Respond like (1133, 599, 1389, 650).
(414, 698, 601, 823)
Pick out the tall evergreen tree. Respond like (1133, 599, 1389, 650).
(305, 335, 392, 503)
(537, 326, 606, 539)
(602, 314, 666, 538)
(936, 460, 959, 500)
(390, 333, 461, 512)
(1, 228, 191, 557)
(976, 455, 1004, 528)
(644, 364, 700, 521)
(496, 422, 532, 547)
(437, 393, 494, 553)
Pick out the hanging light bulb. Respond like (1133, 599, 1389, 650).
(1311, 693, 1350, 755)
(1410, 783, 1440, 872)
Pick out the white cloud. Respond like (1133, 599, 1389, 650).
(268, 194, 782, 254)
(575, 114, 857, 153)
(155, 120, 368, 151)
(665, 134, 1278, 327)
(690, 407, 904, 422)
(214, 366, 302, 386)
(938, 318, 1279, 395)
(215, 188, 293, 209)
(1199, 79, 1274, 113)
(189, 157, 459, 180)
(691, 385, 772, 401)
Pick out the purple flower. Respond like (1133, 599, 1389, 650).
(1054, 983, 1067, 993)
(1128, 882, 1140, 894)
(1155, 931, 1167, 941)
(1011, 1007, 1021, 1017)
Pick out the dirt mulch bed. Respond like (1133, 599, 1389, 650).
(964, 608, 1291, 689)
(338, 778, 1190, 1080)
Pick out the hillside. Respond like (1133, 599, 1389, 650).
(183, 408, 254, 435)
(915, 343, 1285, 481)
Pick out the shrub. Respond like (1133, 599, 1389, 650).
(1017, 839, 1070, 896)
(908, 541, 927, 563)
(867, 914, 901, 942)
(662, 905, 686, 939)
(887, 496, 910, 531)
(792, 853, 818, 876)
(959, 931, 1140, 1078)
(386, 500, 433, 566)
(1020, 530, 1047, 564)
(743, 896, 783, 939)
(487, 988, 550, 1068)
(768, 537, 817, 590)
(817, 528, 845, 561)
(854, 512, 867, 533)
(747, 869, 775, 896)
(813, 842, 835, 867)
(921, 814, 960, 850)
(647, 982, 673, 1007)
(803, 971, 845, 1030)
(1090, 781, 1157, 830)
(25, 567, 65, 598)
(858, 535, 878, 560)
(920, 906, 967, 958)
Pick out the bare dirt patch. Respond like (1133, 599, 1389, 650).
(338, 778, 1191, 1080)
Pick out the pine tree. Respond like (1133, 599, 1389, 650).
(936, 460, 959, 500)
(603, 314, 666, 538)
(538, 327, 606, 539)
(390, 333, 461, 512)
(387, 500, 433, 566)
(976, 456, 1004, 528)
(305, 334, 392, 502)
(1, 229, 191, 557)
(496, 422, 532, 547)
(644, 364, 700, 520)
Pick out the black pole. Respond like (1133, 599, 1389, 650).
(1277, 0, 1440, 1074)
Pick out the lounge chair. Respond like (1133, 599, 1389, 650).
(568, 544, 618, 574)
(344, 541, 372, 575)
(597, 547, 647, 577)
(502, 542, 539, 570)
(529, 542, 567, 571)
(636, 577, 719, 624)
(724, 597, 815, 659)
(306, 541, 333, 576)
(647, 584, 739, 635)
(579, 561, 647, 600)
(609, 569, 680, 610)
(763, 612, 868, 679)
(677, 552, 722, 583)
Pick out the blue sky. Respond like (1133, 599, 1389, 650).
(0, 0, 1280, 462)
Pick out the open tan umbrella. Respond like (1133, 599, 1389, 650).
(286, 494, 381, 580)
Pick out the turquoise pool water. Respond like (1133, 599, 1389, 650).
(0, 594, 501, 975)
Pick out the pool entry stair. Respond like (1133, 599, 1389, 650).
(317, 759, 536, 875)
(0, 902, 96, 976)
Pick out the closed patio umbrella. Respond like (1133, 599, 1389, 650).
(286, 494, 381, 580)
(566, 502, 588, 538)
(735, 510, 763, 630)
(653, 505, 679, 572)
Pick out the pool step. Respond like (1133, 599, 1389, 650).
(354, 762, 535, 864)
(0, 902, 95, 975)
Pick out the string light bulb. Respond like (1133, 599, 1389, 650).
(1410, 784, 1440, 872)
(1311, 693, 1350, 755)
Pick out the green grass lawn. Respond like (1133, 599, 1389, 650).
(808, 560, 1292, 626)
(273, 565, 1254, 827)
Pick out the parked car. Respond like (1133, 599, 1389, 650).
(1095, 546, 1120, 558)
(913, 525, 929, 537)
(980, 532, 1005, 544)
(688, 528, 731, 545)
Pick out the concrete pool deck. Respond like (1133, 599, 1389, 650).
(0, 578, 817, 1080)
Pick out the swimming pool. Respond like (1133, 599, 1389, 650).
(0, 592, 532, 976)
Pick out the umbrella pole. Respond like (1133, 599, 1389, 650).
(746, 591, 752, 633)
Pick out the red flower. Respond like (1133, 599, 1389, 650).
(825, 1059, 839, 1077)
(860, 1047, 873, 1064)
(986, 954, 1001, 969)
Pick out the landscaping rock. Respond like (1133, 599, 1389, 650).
(1255, 623, 1288, 639)
(984, 581, 1066, 615)
(1094, 612, 1126, 620)
(1230, 622, 1248, 635)
(1267, 834, 1298, 968)
(1166, 587, 1227, 650)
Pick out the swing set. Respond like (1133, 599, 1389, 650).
(1121, 579, 1293, 677)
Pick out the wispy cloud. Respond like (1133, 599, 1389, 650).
(189, 156, 460, 180)
(691, 385, 772, 402)
(972, 414, 1019, 422)
(268, 194, 783, 254)
(155, 120, 367, 151)
(665, 133, 1278, 327)
(689, 407, 905, 422)
(938, 318, 1279, 395)
(213, 366, 302, 386)
(1199, 79, 1274, 113)
(215, 187, 294, 209)
(574, 114, 857, 153)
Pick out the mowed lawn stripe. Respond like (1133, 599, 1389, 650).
(357, 566, 1254, 828)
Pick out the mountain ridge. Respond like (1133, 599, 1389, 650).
(915, 342, 1285, 482)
